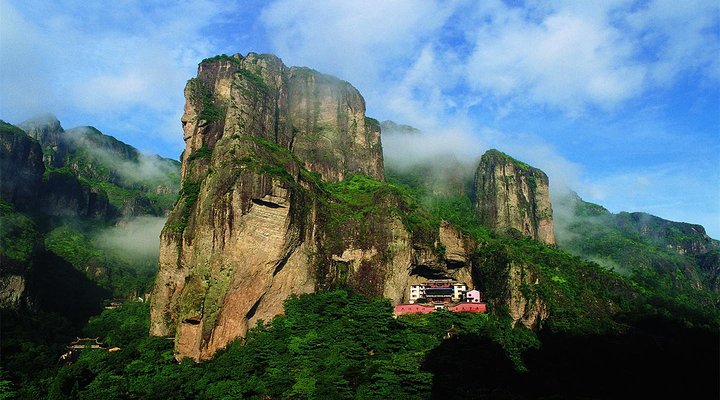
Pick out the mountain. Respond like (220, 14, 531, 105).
(555, 192, 720, 295)
(6, 54, 717, 400)
(0, 116, 181, 310)
(150, 53, 481, 360)
(148, 53, 717, 362)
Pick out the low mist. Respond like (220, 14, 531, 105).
(94, 216, 166, 263)
(66, 126, 180, 188)
(382, 125, 487, 171)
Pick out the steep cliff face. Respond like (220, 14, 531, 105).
(178, 53, 383, 182)
(474, 149, 555, 245)
(0, 200, 39, 309)
(41, 169, 112, 218)
(0, 121, 45, 209)
(150, 53, 474, 360)
(19, 114, 68, 168)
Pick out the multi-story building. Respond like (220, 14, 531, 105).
(395, 279, 486, 316)
(408, 280, 467, 304)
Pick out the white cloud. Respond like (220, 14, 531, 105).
(0, 0, 227, 155)
(260, 0, 461, 114)
(464, 3, 646, 114)
(627, 0, 720, 84)
(260, 0, 718, 120)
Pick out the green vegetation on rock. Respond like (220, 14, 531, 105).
(187, 78, 226, 122)
(483, 149, 534, 172)
(236, 68, 270, 94)
(200, 54, 240, 65)
(0, 200, 39, 266)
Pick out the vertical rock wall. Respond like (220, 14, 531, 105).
(474, 149, 555, 245)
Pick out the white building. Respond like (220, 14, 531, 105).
(408, 280, 469, 303)
(409, 284, 424, 303)
(451, 282, 467, 301)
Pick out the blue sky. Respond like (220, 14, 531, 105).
(1, 0, 719, 237)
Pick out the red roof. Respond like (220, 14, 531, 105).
(447, 303, 487, 313)
(393, 304, 435, 315)
(393, 302, 487, 315)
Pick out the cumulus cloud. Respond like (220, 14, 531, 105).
(259, 0, 718, 118)
(261, 0, 457, 92)
(627, 0, 720, 84)
(464, 3, 646, 113)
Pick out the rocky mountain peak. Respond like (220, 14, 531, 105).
(181, 52, 383, 183)
(18, 113, 63, 139)
(474, 149, 555, 245)
(19, 114, 66, 167)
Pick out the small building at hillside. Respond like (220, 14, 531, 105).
(465, 289, 482, 303)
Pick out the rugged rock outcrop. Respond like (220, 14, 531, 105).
(19, 114, 68, 168)
(0, 275, 28, 309)
(474, 149, 555, 245)
(504, 262, 549, 328)
(178, 53, 383, 182)
(0, 121, 45, 209)
(474, 243, 549, 329)
(150, 53, 476, 360)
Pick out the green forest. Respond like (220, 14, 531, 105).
(4, 288, 717, 399)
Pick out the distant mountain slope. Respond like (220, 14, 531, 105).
(0, 116, 181, 311)
(555, 192, 720, 294)
(17, 115, 180, 217)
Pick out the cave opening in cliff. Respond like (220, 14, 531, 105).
(410, 265, 451, 280)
